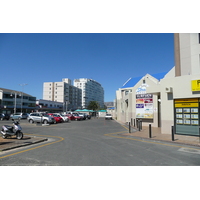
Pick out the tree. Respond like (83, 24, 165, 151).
(87, 101, 99, 111)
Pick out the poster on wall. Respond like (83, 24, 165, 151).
(136, 94, 153, 118)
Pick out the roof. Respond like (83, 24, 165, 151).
(121, 72, 167, 89)
(98, 110, 107, 112)
(0, 87, 34, 97)
(75, 109, 94, 112)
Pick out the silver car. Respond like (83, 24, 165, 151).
(10, 113, 22, 120)
(28, 113, 55, 124)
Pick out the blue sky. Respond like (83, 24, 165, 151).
(0, 33, 174, 102)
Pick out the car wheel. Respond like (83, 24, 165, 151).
(29, 119, 34, 123)
(43, 120, 48, 124)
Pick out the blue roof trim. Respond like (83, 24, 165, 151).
(121, 76, 143, 88)
(121, 72, 167, 88)
(151, 72, 167, 81)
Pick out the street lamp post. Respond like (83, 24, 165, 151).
(19, 83, 28, 113)
(10, 92, 21, 114)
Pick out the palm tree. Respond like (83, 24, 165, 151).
(87, 101, 99, 111)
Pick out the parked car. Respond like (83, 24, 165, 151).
(28, 113, 55, 124)
(78, 113, 87, 120)
(66, 114, 75, 120)
(0, 113, 10, 120)
(105, 113, 113, 120)
(87, 114, 91, 119)
(47, 113, 63, 123)
(22, 113, 30, 119)
(72, 113, 82, 121)
(11, 113, 28, 119)
(56, 113, 69, 122)
(10, 113, 22, 120)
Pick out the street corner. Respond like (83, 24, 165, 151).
(0, 135, 48, 152)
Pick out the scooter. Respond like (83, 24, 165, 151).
(1, 119, 23, 140)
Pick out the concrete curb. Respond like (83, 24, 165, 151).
(0, 137, 48, 152)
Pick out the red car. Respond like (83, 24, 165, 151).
(47, 113, 63, 123)
(66, 114, 75, 120)
(73, 113, 82, 121)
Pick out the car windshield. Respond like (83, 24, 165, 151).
(106, 114, 111, 116)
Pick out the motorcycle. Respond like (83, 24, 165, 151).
(1, 119, 23, 140)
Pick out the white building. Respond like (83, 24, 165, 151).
(36, 99, 63, 112)
(74, 78, 104, 109)
(43, 78, 82, 111)
(116, 33, 200, 137)
(0, 87, 36, 114)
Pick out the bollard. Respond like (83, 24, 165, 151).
(149, 123, 152, 138)
(129, 122, 131, 133)
(140, 119, 142, 130)
(171, 125, 175, 141)
(136, 119, 139, 128)
(138, 120, 141, 131)
(134, 119, 136, 127)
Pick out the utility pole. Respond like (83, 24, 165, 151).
(19, 83, 28, 113)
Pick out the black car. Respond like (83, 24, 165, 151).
(0, 113, 10, 120)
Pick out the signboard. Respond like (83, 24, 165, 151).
(136, 93, 153, 118)
(175, 98, 199, 127)
(175, 98, 198, 102)
(175, 103, 198, 107)
(174, 99, 199, 107)
(191, 80, 200, 91)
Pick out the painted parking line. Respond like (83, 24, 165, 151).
(0, 134, 64, 159)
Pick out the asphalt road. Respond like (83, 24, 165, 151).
(1, 118, 200, 166)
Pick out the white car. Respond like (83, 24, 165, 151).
(55, 113, 69, 122)
(105, 114, 113, 120)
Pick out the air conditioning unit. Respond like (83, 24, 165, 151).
(165, 87, 173, 93)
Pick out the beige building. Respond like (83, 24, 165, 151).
(43, 78, 82, 111)
(116, 33, 200, 137)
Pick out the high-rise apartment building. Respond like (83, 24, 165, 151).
(43, 78, 82, 110)
(74, 78, 104, 109)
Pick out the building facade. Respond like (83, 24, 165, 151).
(74, 78, 104, 109)
(0, 87, 36, 114)
(36, 99, 64, 112)
(115, 33, 200, 137)
(43, 78, 82, 111)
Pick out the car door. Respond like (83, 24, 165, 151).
(34, 113, 41, 122)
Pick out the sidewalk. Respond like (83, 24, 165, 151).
(122, 123, 200, 147)
(0, 135, 48, 151)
